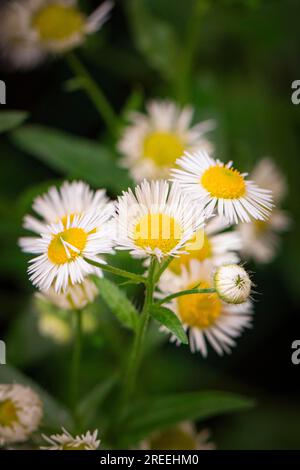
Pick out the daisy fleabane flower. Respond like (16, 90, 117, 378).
(238, 158, 290, 263)
(19, 181, 114, 292)
(167, 216, 242, 275)
(158, 260, 253, 356)
(118, 100, 215, 182)
(172, 150, 273, 224)
(140, 422, 215, 450)
(19, 208, 114, 293)
(115, 180, 206, 261)
(41, 428, 100, 450)
(22, 180, 112, 235)
(0, 0, 113, 69)
(0, 384, 43, 445)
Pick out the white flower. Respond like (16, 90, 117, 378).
(118, 100, 215, 182)
(37, 276, 98, 310)
(251, 157, 287, 204)
(37, 311, 73, 344)
(214, 264, 252, 304)
(115, 180, 206, 261)
(172, 150, 273, 224)
(19, 208, 114, 293)
(158, 260, 253, 356)
(238, 158, 290, 263)
(166, 216, 242, 275)
(0, 0, 113, 69)
(35, 290, 98, 344)
(140, 422, 215, 450)
(22, 180, 112, 235)
(41, 428, 100, 450)
(0, 384, 43, 445)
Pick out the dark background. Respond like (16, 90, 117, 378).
(1, 0, 300, 449)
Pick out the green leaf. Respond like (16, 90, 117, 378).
(0, 111, 28, 133)
(78, 376, 117, 427)
(11, 125, 131, 193)
(93, 277, 138, 330)
(0, 364, 73, 431)
(121, 391, 254, 446)
(150, 304, 188, 345)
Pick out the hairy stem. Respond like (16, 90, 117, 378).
(85, 257, 146, 284)
(157, 287, 216, 306)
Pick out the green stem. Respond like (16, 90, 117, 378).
(157, 288, 216, 306)
(154, 256, 173, 283)
(120, 258, 157, 412)
(70, 309, 82, 424)
(66, 52, 119, 138)
(176, 0, 210, 103)
(85, 257, 146, 284)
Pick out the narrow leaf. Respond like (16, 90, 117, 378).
(78, 376, 117, 427)
(121, 391, 254, 446)
(94, 277, 138, 330)
(11, 125, 131, 193)
(150, 304, 188, 345)
(0, 111, 28, 133)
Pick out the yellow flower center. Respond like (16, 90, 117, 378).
(143, 132, 185, 166)
(150, 427, 197, 450)
(178, 281, 221, 329)
(0, 399, 19, 427)
(32, 4, 85, 42)
(169, 230, 212, 274)
(48, 228, 87, 265)
(134, 213, 183, 254)
(201, 165, 246, 199)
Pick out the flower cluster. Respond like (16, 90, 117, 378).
(17, 136, 284, 358)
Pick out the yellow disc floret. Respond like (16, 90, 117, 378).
(178, 282, 221, 329)
(0, 399, 19, 427)
(33, 5, 85, 42)
(201, 165, 246, 199)
(143, 132, 185, 166)
(48, 228, 87, 264)
(134, 213, 183, 253)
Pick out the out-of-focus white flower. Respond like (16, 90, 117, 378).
(0, 384, 43, 445)
(251, 158, 287, 204)
(238, 158, 290, 263)
(41, 428, 100, 450)
(172, 150, 273, 224)
(140, 422, 215, 450)
(214, 264, 252, 304)
(22, 181, 112, 235)
(0, 0, 113, 69)
(167, 216, 242, 275)
(37, 310, 73, 344)
(158, 260, 253, 356)
(115, 180, 206, 261)
(118, 100, 214, 182)
(37, 277, 99, 310)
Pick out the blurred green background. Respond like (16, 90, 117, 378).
(1, 0, 300, 449)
